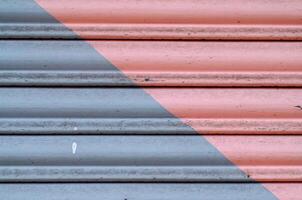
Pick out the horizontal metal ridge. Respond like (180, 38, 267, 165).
(2, 183, 300, 200)
(1, 166, 301, 183)
(1, 41, 302, 87)
(0, 88, 301, 134)
(0, 118, 301, 135)
(2, 0, 302, 40)
(2, 71, 302, 87)
(0, 136, 301, 182)
(5, 0, 302, 25)
(1, 24, 302, 40)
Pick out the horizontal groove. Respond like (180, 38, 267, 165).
(1, 183, 300, 200)
(0, 182, 300, 184)
(0, 118, 301, 135)
(0, 135, 301, 182)
(1, 71, 302, 87)
(0, 166, 302, 183)
(1, 24, 302, 40)
(0, 88, 301, 134)
(1, 41, 302, 87)
(1, 38, 302, 42)
(2, 0, 302, 40)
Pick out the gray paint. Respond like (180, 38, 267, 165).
(0, 88, 173, 118)
(0, 136, 248, 182)
(0, 118, 196, 134)
(0, 40, 132, 86)
(0, 41, 124, 71)
(0, 136, 228, 166)
(0, 0, 61, 23)
(0, 184, 279, 200)
(0, 0, 77, 38)
(0, 166, 252, 182)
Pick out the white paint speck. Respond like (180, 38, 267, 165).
(73, 127, 78, 131)
(72, 142, 77, 154)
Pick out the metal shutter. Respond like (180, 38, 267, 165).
(0, 1, 301, 199)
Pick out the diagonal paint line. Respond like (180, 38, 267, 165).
(7, 0, 277, 198)
(90, 44, 288, 199)
(34, 0, 278, 195)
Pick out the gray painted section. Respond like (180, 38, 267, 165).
(0, 88, 191, 134)
(0, 136, 228, 166)
(0, 0, 77, 38)
(0, 88, 172, 118)
(0, 24, 77, 39)
(0, 71, 133, 86)
(0, 3, 131, 80)
(0, 40, 147, 86)
(0, 118, 198, 134)
(0, 136, 249, 182)
(0, 166, 251, 182)
(0, 41, 133, 86)
(0, 41, 124, 71)
(0, 0, 60, 23)
(0, 184, 278, 200)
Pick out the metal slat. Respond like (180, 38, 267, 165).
(0, 136, 301, 182)
(2, 24, 302, 40)
(1, 41, 302, 87)
(1, 183, 295, 200)
(0, 88, 301, 134)
(1, 0, 302, 40)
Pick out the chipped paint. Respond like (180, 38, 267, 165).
(72, 142, 77, 154)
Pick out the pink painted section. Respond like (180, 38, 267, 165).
(36, 0, 302, 24)
(35, 0, 302, 40)
(87, 41, 302, 72)
(85, 41, 302, 87)
(264, 184, 302, 200)
(141, 89, 302, 119)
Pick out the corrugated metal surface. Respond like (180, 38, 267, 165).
(1, 1, 302, 200)
(1, 41, 302, 87)
(1, 88, 301, 134)
(1, 0, 302, 40)
(0, 136, 302, 182)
